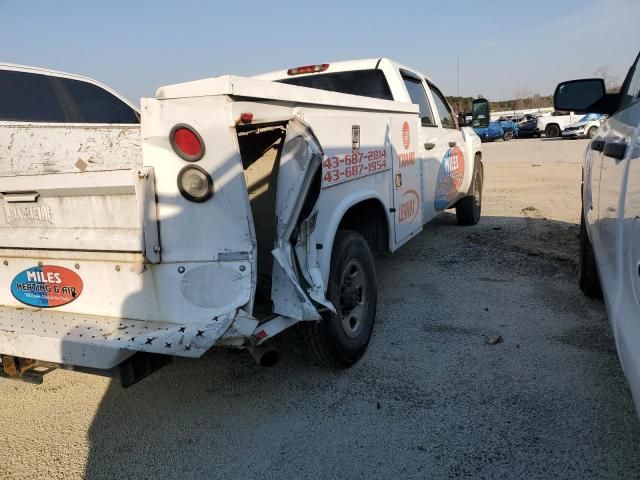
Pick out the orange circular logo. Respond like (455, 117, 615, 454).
(402, 121, 410, 149)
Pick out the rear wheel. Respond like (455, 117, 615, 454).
(545, 124, 561, 138)
(578, 209, 602, 298)
(297, 230, 377, 367)
(456, 166, 482, 226)
(587, 126, 598, 139)
(503, 130, 514, 141)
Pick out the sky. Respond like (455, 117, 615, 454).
(1, 0, 639, 105)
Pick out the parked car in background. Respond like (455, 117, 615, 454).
(473, 120, 503, 141)
(516, 114, 541, 138)
(555, 49, 640, 414)
(473, 117, 518, 142)
(0, 63, 139, 124)
(561, 113, 604, 139)
(536, 110, 584, 137)
(497, 117, 519, 140)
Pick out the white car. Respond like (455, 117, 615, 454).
(561, 113, 604, 139)
(555, 50, 640, 414)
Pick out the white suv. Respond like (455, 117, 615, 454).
(555, 50, 640, 414)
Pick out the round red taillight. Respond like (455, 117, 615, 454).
(170, 124, 205, 162)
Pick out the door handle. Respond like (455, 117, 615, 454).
(424, 142, 436, 150)
(603, 141, 627, 161)
(591, 139, 605, 152)
(448, 141, 457, 147)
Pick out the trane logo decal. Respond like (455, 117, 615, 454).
(5, 204, 53, 225)
(398, 189, 419, 224)
(402, 121, 411, 149)
(398, 151, 416, 167)
(398, 121, 416, 167)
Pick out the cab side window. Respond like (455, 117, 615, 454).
(429, 85, 457, 129)
(0, 70, 68, 122)
(56, 78, 139, 124)
(618, 54, 640, 111)
(401, 75, 436, 126)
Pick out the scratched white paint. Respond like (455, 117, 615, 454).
(0, 123, 141, 176)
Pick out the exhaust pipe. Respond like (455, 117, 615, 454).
(248, 344, 280, 367)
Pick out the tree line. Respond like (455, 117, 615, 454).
(445, 95, 553, 115)
(446, 65, 621, 115)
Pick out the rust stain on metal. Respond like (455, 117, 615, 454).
(75, 159, 88, 171)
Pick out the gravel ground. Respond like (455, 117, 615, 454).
(1, 137, 640, 479)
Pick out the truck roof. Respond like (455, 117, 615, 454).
(254, 57, 435, 85)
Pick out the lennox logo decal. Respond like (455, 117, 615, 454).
(11, 265, 83, 308)
(398, 189, 419, 224)
(402, 121, 411, 149)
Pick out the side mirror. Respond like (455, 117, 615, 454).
(554, 79, 605, 113)
(471, 99, 490, 128)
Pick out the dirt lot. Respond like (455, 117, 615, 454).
(1, 137, 640, 479)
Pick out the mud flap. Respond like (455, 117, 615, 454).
(271, 118, 334, 321)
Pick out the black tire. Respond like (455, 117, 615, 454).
(545, 124, 561, 138)
(587, 126, 598, 139)
(578, 209, 602, 298)
(456, 165, 483, 226)
(297, 230, 377, 367)
(503, 130, 514, 141)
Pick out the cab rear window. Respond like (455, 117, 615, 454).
(278, 69, 393, 101)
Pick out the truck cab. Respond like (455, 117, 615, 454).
(257, 58, 482, 228)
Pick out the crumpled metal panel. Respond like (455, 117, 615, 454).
(271, 118, 331, 320)
(271, 248, 321, 320)
(0, 305, 236, 368)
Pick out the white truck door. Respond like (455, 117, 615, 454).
(400, 74, 443, 225)
(427, 83, 468, 212)
(391, 104, 423, 245)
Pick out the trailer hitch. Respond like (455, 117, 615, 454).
(0, 355, 57, 385)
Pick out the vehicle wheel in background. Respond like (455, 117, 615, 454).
(296, 230, 377, 367)
(456, 165, 482, 226)
(503, 131, 514, 141)
(545, 124, 561, 138)
(587, 126, 598, 139)
(578, 209, 602, 298)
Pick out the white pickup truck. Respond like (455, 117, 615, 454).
(536, 110, 585, 137)
(0, 58, 483, 386)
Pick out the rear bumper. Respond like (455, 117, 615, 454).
(562, 130, 585, 138)
(0, 305, 238, 369)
